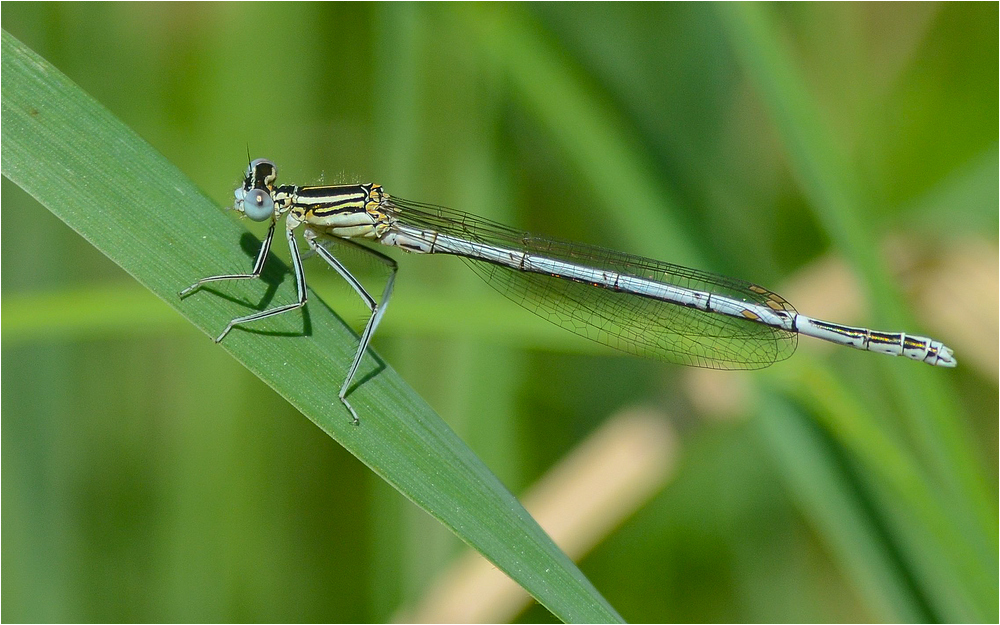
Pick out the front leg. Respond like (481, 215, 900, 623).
(179, 220, 277, 298)
(212, 222, 308, 342)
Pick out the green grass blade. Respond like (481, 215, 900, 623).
(714, 7, 994, 621)
(459, 4, 704, 266)
(756, 393, 927, 622)
(0, 29, 623, 624)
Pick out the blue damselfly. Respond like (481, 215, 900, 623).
(181, 159, 956, 423)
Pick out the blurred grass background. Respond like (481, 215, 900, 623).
(2, 3, 996, 623)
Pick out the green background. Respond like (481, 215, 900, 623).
(3, 3, 996, 622)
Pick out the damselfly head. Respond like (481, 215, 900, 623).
(233, 158, 277, 222)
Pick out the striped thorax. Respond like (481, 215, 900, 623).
(234, 158, 393, 241)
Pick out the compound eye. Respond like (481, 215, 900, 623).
(242, 188, 274, 221)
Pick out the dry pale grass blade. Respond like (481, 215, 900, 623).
(398, 408, 677, 623)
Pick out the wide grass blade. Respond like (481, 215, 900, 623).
(0, 29, 622, 623)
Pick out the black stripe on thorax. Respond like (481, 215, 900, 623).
(295, 184, 371, 213)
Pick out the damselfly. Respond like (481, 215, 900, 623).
(180, 159, 956, 424)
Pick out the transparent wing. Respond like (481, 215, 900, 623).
(384, 197, 798, 369)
